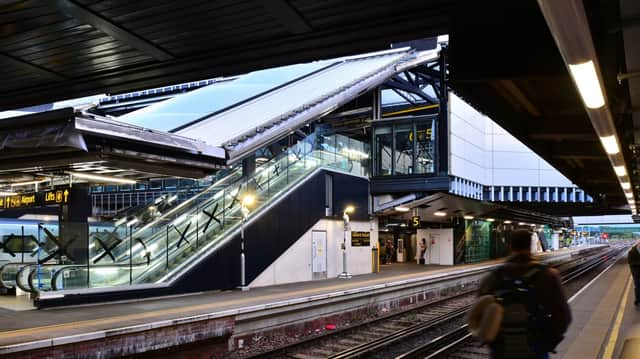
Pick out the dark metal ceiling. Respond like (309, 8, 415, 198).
(0, 0, 633, 213)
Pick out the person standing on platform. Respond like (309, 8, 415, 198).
(416, 238, 427, 264)
(384, 239, 394, 264)
(474, 229, 571, 359)
(627, 241, 640, 306)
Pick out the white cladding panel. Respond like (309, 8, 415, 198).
(250, 219, 378, 287)
(449, 92, 575, 188)
(415, 228, 454, 265)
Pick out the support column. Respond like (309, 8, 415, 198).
(242, 155, 256, 179)
(436, 47, 449, 176)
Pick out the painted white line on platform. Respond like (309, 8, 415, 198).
(568, 256, 619, 304)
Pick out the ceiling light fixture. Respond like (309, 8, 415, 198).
(626, 192, 634, 198)
(504, 220, 512, 224)
(568, 60, 605, 109)
(486, 218, 495, 222)
(622, 182, 631, 190)
(434, 211, 447, 217)
(11, 179, 47, 187)
(395, 206, 410, 212)
(0, 191, 18, 196)
(599, 135, 620, 155)
(614, 166, 627, 177)
(463, 215, 474, 220)
(69, 171, 136, 184)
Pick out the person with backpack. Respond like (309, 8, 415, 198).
(471, 229, 571, 359)
(627, 240, 640, 306)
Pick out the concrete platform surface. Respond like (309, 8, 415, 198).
(0, 247, 590, 352)
(553, 253, 639, 359)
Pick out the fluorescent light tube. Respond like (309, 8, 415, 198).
(622, 182, 631, 190)
(599, 135, 620, 155)
(69, 171, 136, 184)
(464, 215, 474, 220)
(395, 206, 410, 212)
(568, 60, 605, 109)
(614, 166, 627, 176)
(434, 211, 446, 217)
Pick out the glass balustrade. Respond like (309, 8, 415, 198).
(17, 133, 369, 293)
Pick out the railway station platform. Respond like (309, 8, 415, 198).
(554, 251, 640, 359)
(0, 246, 600, 358)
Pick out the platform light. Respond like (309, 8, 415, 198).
(504, 220, 512, 224)
(434, 211, 447, 217)
(626, 192, 634, 198)
(622, 182, 631, 190)
(0, 191, 17, 196)
(486, 218, 495, 222)
(599, 135, 620, 155)
(463, 215, 474, 220)
(11, 179, 47, 187)
(568, 61, 605, 109)
(242, 194, 255, 207)
(395, 206, 410, 212)
(614, 166, 627, 177)
(518, 222, 526, 226)
(68, 171, 136, 184)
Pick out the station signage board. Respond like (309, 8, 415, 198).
(0, 187, 71, 209)
(351, 231, 370, 246)
(44, 188, 70, 205)
(0, 193, 37, 209)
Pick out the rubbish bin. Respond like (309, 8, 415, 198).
(372, 246, 379, 273)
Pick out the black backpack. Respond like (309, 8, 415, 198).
(492, 263, 551, 358)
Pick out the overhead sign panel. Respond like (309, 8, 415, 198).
(0, 187, 71, 209)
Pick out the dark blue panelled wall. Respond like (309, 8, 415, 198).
(37, 170, 370, 307)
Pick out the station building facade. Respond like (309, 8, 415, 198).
(0, 45, 595, 305)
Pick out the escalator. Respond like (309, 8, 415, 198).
(27, 133, 370, 306)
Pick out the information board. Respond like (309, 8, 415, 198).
(0, 193, 37, 209)
(351, 231, 370, 246)
(0, 187, 71, 209)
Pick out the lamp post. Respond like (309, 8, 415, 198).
(338, 205, 355, 279)
(239, 194, 254, 291)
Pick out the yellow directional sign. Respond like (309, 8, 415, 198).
(44, 187, 70, 205)
(0, 193, 37, 209)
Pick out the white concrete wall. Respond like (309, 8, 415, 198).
(449, 93, 574, 188)
(251, 218, 378, 287)
(415, 228, 454, 265)
(572, 215, 633, 225)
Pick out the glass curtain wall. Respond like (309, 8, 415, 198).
(373, 117, 436, 176)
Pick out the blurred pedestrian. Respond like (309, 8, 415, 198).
(627, 240, 640, 306)
(473, 229, 571, 359)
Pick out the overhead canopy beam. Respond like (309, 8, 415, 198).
(56, 0, 174, 61)
(260, 0, 312, 34)
(0, 53, 65, 81)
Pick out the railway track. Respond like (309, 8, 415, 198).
(396, 246, 626, 359)
(248, 247, 618, 359)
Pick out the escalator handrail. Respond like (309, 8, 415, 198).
(50, 262, 149, 291)
(0, 262, 33, 289)
(15, 264, 37, 293)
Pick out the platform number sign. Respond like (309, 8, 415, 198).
(411, 216, 421, 228)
